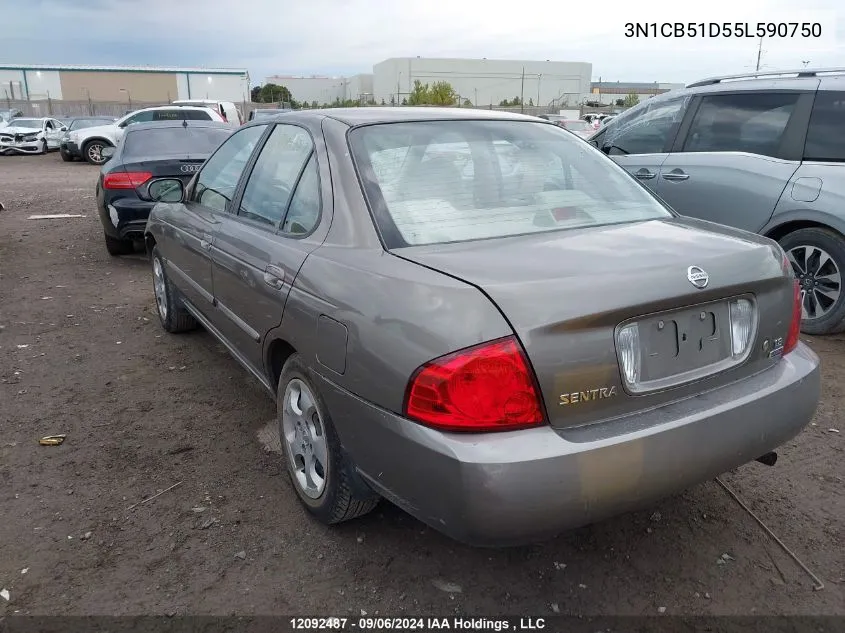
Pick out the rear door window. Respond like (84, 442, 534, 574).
(682, 92, 799, 158)
(804, 91, 845, 162)
(238, 124, 314, 228)
(151, 109, 186, 122)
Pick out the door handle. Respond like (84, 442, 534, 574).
(263, 265, 285, 290)
(634, 168, 656, 180)
(662, 170, 690, 181)
(200, 233, 213, 250)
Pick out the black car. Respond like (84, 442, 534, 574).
(95, 120, 232, 256)
(59, 116, 117, 161)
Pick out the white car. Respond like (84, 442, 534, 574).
(65, 105, 224, 165)
(0, 117, 66, 155)
(172, 99, 242, 126)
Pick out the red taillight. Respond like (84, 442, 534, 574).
(103, 171, 153, 190)
(404, 336, 545, 432)
(784, 279, 802, 354)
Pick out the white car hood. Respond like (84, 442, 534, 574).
(73, 124, 119, 141)
(0, 126, 43, 135)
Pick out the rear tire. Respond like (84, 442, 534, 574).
(150, 246, 197, 333)
(104, 233, 134, 256)
(277, 354, 379, 525)
(780, 227, 845, 335)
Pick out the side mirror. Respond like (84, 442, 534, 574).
(60, 126, 68, 132)
(148, 178, 185, 203)
(100, 146, 116, 161)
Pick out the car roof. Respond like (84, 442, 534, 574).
(134, 105, 216, 112)
(273, 107, 546, 126)
(124, 120, 232, 133)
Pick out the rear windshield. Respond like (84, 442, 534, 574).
(349, 120, 671, 247)
(123, 127, 232, 157)
(69, 118, 113, 130)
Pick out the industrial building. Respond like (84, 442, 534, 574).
(590, 81, 685, 104)
(268, 57, 592, 107)
(0, 64, 249, 103)
(373, 57, 592, 107)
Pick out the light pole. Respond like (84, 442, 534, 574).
(120, 88, 131, 110)
(537, 74, 542, 107)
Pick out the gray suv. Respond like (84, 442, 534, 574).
(590, 67, 845, 335)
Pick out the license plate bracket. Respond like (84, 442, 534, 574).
(638, 302, 732, 383)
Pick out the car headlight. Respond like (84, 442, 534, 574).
(23, 133, 39, 142)
(68, 132, 80, 142)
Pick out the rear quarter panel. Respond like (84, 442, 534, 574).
(767, 163, 845, 238)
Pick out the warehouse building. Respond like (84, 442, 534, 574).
(590, 81, 685, 103)
(0, 64, 249, 103)
(373, 57, 592, 106)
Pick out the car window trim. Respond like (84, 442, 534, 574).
(276, 151, 323, 240)
(800, 89, 843, 162)
(186, 123, 271, 208)
(229, 122, 319, 237)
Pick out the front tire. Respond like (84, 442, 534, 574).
(780, 227, 845, 335)
(83, 140, 109, 165)
(60, 149, 74, 162)
(278, 354, 379, 524)
(150, 246, 197, 333)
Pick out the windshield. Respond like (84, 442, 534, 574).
(69, 118, 113, 131)
(350, 120, 671, 248)
(6, 119, 41, 129)
(562, 120, 591, 131)
(123, 126, 232, 157)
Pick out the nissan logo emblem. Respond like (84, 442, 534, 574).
(687, 266, 709, 289)
(180, 164, 200, 173)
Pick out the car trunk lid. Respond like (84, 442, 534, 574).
(393, 217, 795, 431)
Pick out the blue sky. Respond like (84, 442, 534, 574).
(2, 0, 843, 84)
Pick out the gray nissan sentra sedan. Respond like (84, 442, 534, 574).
(143, 107, 820, 546)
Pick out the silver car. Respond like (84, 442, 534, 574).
(143, 108, 819, 546)
(590, 67, 845, 335)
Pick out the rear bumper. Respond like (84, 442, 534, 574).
(316, 343, 820, 546)
(98, 196, 154, 240)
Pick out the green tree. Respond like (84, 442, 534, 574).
(615, 98, 625, 107)
(381, 98, 386, 105)
(462, 98, 472, 107)
(256, 83, 293, 104)
(311, 100, 318, 108)
(390, 95, 396, 106)
(528, 98, 534, 106)
(623, 92, 640, 107)
(407, 79, 429, 105)
(428, 81, 458, 105)
(250, 85, 262, 102)
(401, 97, 407, 105)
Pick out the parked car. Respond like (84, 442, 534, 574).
(65, 105, 224, 165)
(172, 99, 242, 126)
(582, 113, 602, 129)
(558, 119, 595, 138)
(142, 108, 818, 546)
(589, 67, 845, 334)
(599, 113, 618, 127)
(0, 108, 23, 128)
(0, 117, 66, 155)
(248, 108, 293, 121)
(59, 116, 117, 161)
(95, 120, 232, 256)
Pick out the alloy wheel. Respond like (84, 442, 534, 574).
(87, 143, 104, 163)
(281, 378, 328, 499)
(787, 244, 842, 320)
(152, 257, 168, 321)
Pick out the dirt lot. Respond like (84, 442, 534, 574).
(0, 153, 842, 618)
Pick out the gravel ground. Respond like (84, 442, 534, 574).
(0, 153, 842, 617)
